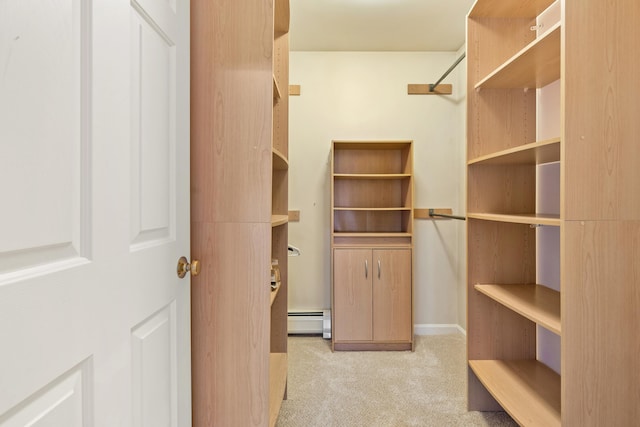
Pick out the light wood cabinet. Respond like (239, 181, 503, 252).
(191, 0, 290, 426)
(466, 0, 640, 425)
(331, 141, 414, 351)
(333, 248, 412, 343)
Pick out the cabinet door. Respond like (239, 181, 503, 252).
(373, 249, 412, 341)
(333, 249, 373, 341)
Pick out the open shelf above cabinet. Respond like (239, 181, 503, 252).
(475, 284, 560, 335)
(469, 360, 561, 427)
(468, 137, 560, 165)
(467, 213, 560, 226)
(333, 173, 412, 180)
(333, 232, 412, 238)
(475, 23, 561, 89)
(469, 0, 557, 18)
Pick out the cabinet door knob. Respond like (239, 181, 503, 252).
(365, 259, 368, 278)
(378, 259, 381, 279)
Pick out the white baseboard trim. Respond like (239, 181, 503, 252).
(414, 324, 466, 336)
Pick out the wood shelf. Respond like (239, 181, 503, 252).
(271, 215, 288, 227)
(333, 242, 412, 249)
(274, 0, 290, 36)
(273, 148, 288, 170)
(273, 75, 281, 101)
(269, 353, 288, 427)
(469, 360, 561, 427)
(332, 140, 413, 150)
(333, 232, 412, 238)
(469, 0, 557, 18)
(333, 173, 412, 180)
(467, 213, 560, 226)
(270, 281, 282, 306)
(475, 23, 561, 89)
(475, 284, 560, 335)
(468, 137, 560, 166)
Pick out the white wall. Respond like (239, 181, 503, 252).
(288, 51, 467, 329)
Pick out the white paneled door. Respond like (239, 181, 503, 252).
(0, 0, 191, 424)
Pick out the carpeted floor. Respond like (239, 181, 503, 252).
(276, 334, 518, 427)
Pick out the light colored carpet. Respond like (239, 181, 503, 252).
(276, 334, 518, 427)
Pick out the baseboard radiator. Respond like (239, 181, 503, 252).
(287, 310, 331, 338)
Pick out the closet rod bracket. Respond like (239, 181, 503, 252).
(428, 209, 466, 221)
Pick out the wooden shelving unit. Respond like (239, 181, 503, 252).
(467, 0, 640, 425)
(331, 140, 414, 351)
(191, 0, 290, 426)
(269, 0, 290, 425)
(467, 1, 560, 422)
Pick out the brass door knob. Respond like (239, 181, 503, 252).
(177, 256, 200, 278)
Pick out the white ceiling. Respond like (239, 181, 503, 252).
(289, 0, 475, 52)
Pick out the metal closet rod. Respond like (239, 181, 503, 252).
(428, 209, 466, 221)
(429, 52, 466, 92)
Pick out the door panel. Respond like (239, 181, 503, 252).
(333, 249, 372, 341)
(0, 0, 87, 277)
(373, 249, 412, 341)
(132, 303, 177, 427)
(0, 361, 89, 427)
(130, 6, 176, 247)
(0, 0, 190, 424)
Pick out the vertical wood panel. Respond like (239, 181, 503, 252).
(273, 33, 289, 158)
(562, 220, 640, 425)
(191, 222, 271, 427)
(563, 0, 640, 220)
(190, 0, 273, 224)
(190, 0, 276, 424)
